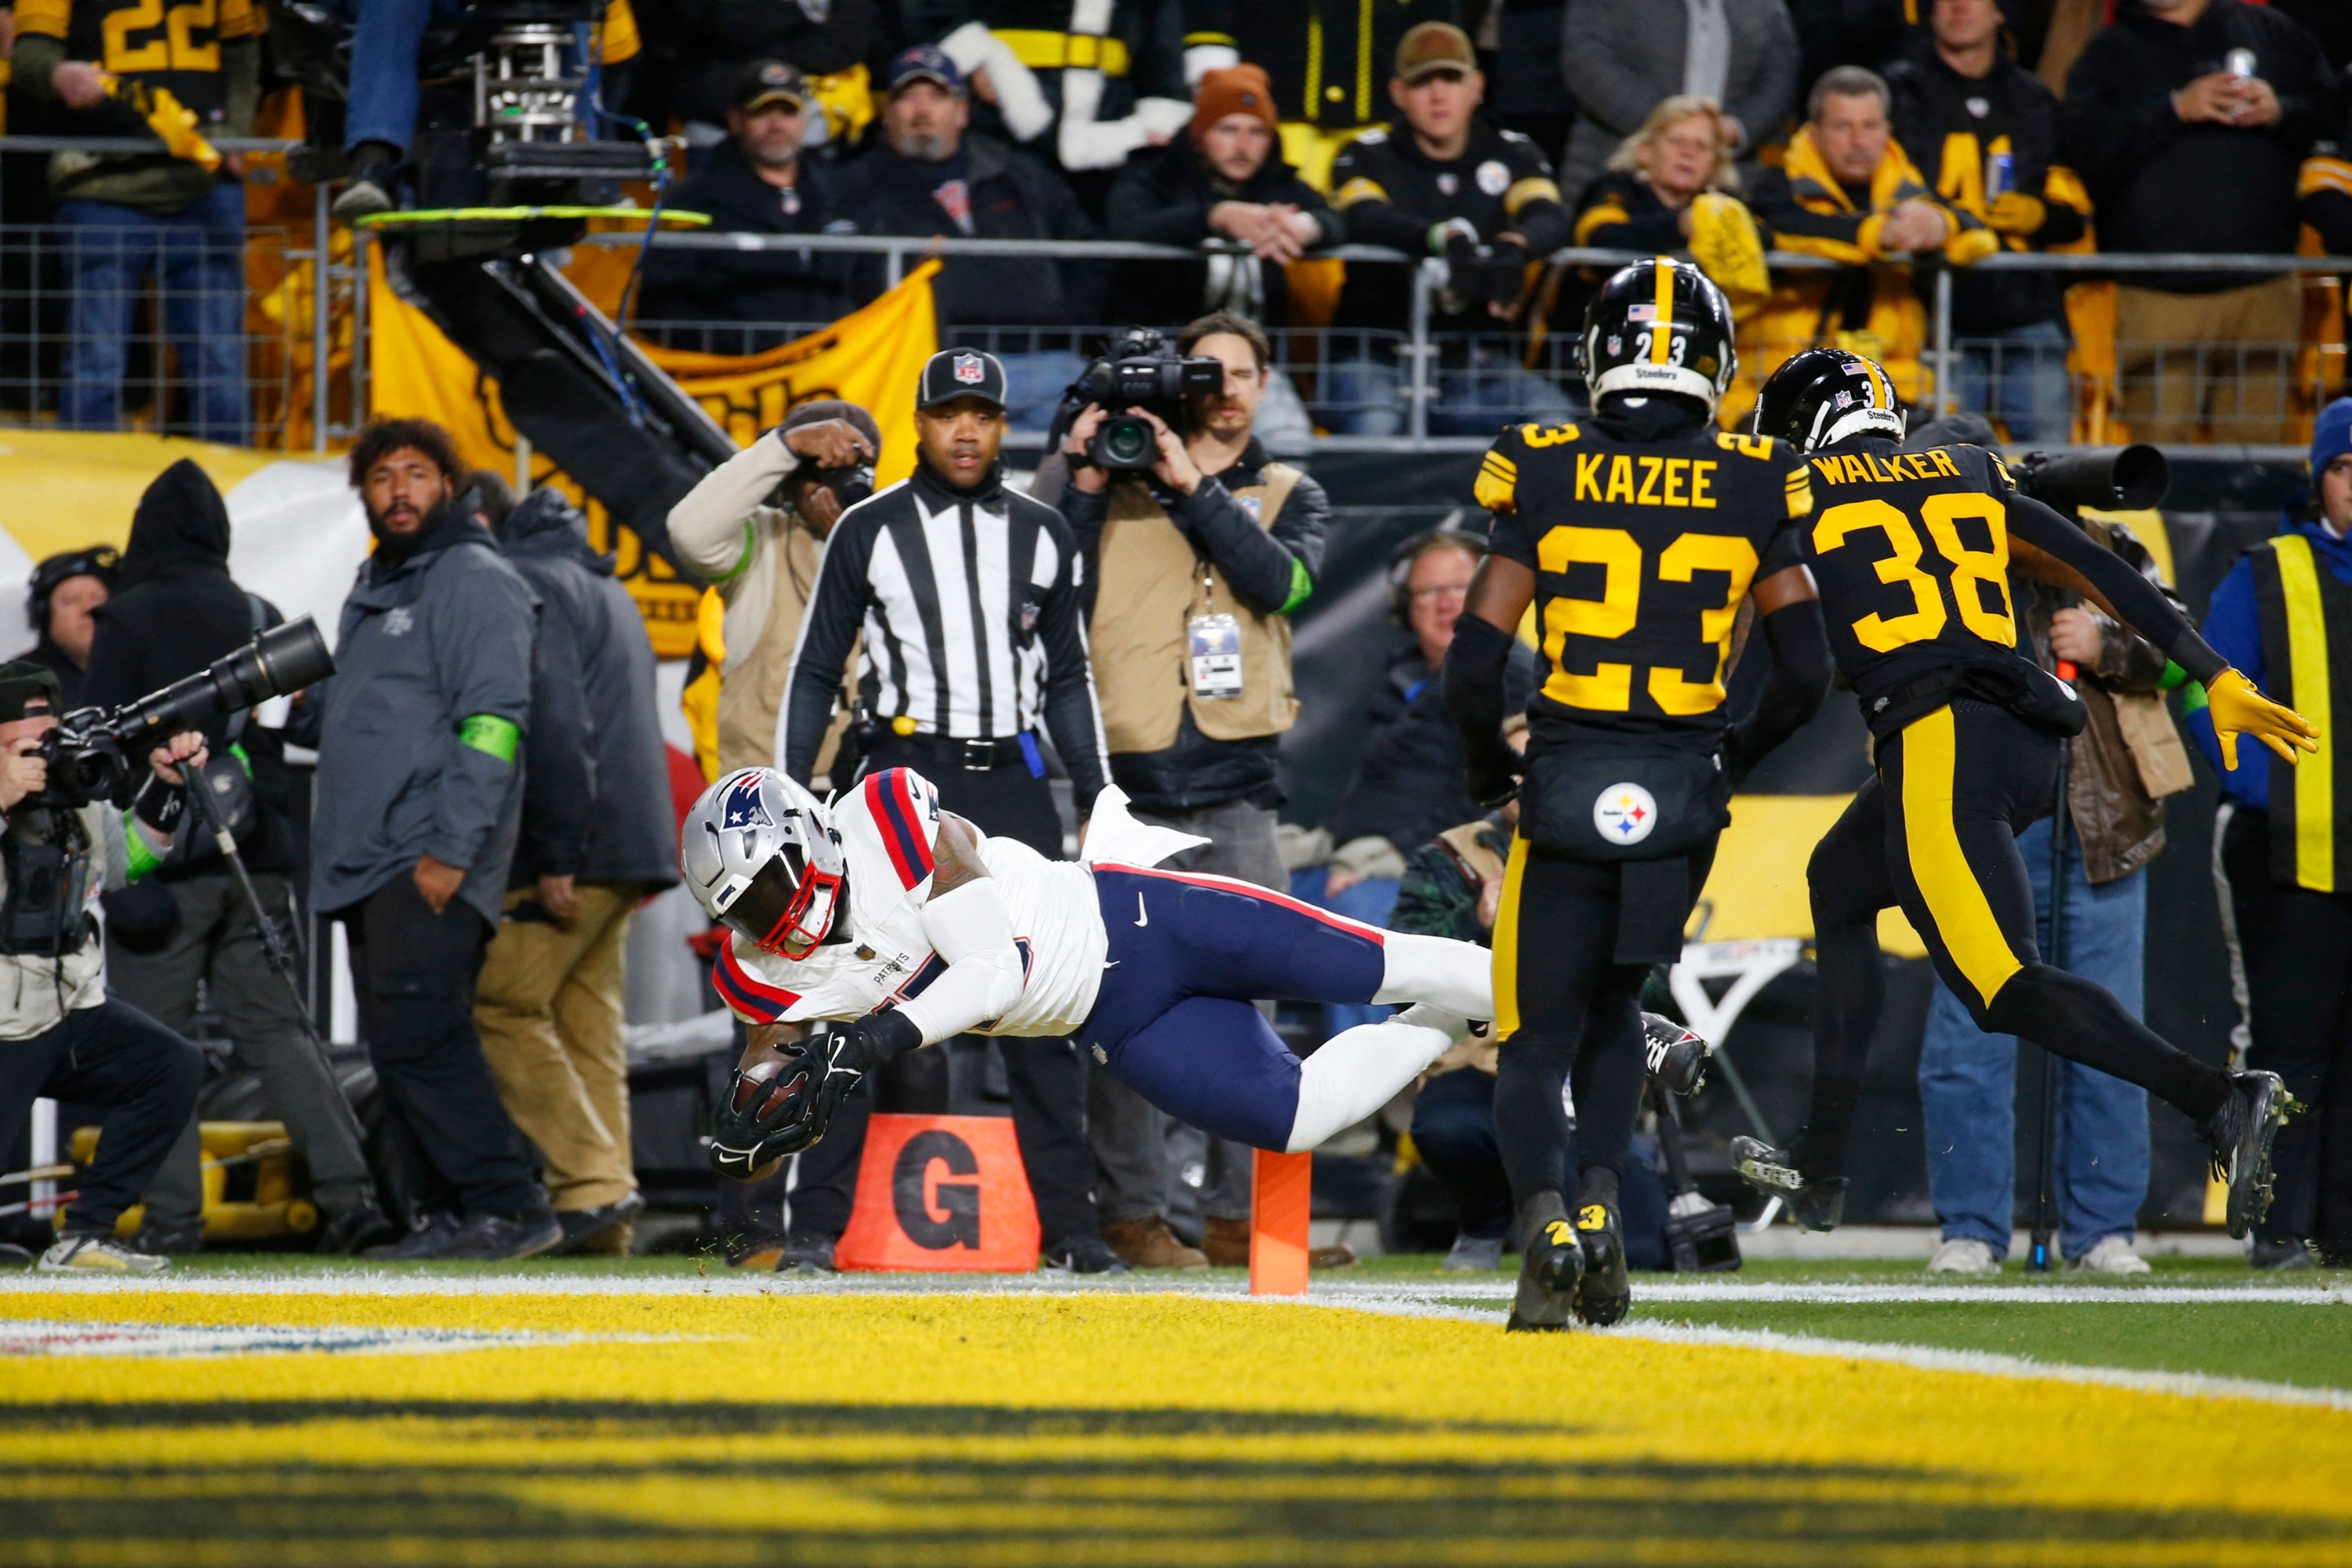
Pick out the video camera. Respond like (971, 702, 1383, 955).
(35, 618, 335, 811)
(1061, 328, 1225, 473)
(2015, 445, 2169, 514)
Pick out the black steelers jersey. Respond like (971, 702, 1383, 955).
(1797, 437, 2041, 717)
(16, 0, 264, 123)
(1476, 417, 1813, 746)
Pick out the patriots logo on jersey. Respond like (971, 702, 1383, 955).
(720, 775, 773, 832)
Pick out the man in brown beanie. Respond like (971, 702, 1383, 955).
(1104, 64, 1338, 447)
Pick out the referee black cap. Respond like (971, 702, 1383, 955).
(917, 349, 1007, 412)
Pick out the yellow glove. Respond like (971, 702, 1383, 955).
(2205, 667, 2321, 771)
(1687, 192, 1769, 314)
(1985, 191, 2046, 237)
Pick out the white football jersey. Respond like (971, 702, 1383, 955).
(715, 768, 1109, 1037)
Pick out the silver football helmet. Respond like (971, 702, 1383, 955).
(681, 768, 848, 958)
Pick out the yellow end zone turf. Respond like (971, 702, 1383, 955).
(3, 1288, 2350, 1565)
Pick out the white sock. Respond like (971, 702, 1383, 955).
(1370, 929, 1494, 1020)
(1285, 1013, 1456, 1153)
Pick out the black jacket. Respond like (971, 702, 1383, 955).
(1184, 0, 1463, 130)
(25, 639, 87, 713)
(1330, 121, 1570, 339)
(495, 491, 680, 891)
(841, 133, 1105, 329)
(83, 459, 298, 877)
(1886, 41, 2085, 332)
(1326, 640, 1537, 852)
(1104, 140, 1342, 326)
(640, 140, 858, 338)
(2061, 0, 2337, 290)
(1062, 439, 1330, 812)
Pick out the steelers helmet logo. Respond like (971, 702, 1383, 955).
(1593, 782, 1658, 845)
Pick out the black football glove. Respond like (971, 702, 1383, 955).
(708, 1011, 921, 1176)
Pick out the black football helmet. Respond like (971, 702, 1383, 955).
(1582, 257, 1737, 410)
(1751, 346, 1907, 453)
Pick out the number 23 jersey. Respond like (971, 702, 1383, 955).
(1475, 419, 1812, 743)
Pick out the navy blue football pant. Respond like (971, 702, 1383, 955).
(1078, 864, 1391, 1151)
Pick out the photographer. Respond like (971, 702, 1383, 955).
(0, 663, 208, 1273)
(83, 459, 390, 1258)
(1058, 311, 1332, 1270)
(310, 418, 558, 1263)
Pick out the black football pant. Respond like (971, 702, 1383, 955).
(2223, 807, 2352, 1258)
(1804, 700, 2229, 1177)
(0, 999, 203, 1236)
(1488, 833, 1717, 1207)
(860, 740, 1100, 1247)
(341, 877, 546, 1221)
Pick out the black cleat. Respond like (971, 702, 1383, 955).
(1731, 1135, 1802, 1197)
(1791, 1177, 1849, 1232)
(2250, 1236, 2315, 1272)
(1571, 1198, 1630, 1327)
(2202, 1070, 2292, 1241)
(1040, 1235, 1131, 1275)
(1505, 1215, 1584, 1331)
(1642, 1013, 1712, 1096)
(1730, 1136, 1846, 1232)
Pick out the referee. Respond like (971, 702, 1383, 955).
(779, 347, 1119, 1272)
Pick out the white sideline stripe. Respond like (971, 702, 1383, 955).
(1299, 1291, 2352, 1411)
(1319, 1281, 2352, 1306)
(0, 1273, 2343, 1305)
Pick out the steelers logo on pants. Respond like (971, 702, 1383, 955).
(1593, 783, 1659, 846)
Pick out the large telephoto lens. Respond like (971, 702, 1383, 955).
(114, 615, 336, 745)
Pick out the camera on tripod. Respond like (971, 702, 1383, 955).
(36, 619, 335, 811)
(1063, 329, 1225, 473)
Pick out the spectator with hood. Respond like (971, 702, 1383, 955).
(83, 459, 391, 1257)
(24, 547, 116, 712)
(472, 482, 679, 1258)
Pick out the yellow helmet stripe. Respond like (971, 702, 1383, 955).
(1650, 259, 1675, 365)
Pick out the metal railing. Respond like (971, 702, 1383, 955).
(604, 229, 2352, 452)
(2, 123, 2347, 455)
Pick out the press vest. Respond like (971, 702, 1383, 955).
(2249, 533, 2352, 893)
(1091, 465, 1303, 754)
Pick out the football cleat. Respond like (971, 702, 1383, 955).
(1730, 1136, 1847, 1232)
(1641, 1012, 1711, 1096)
(1571, 1198, 1630, 1327)
(2202, 1070, 2293, 1241)
(1730, 1135, 1802, 1196)
(1504, 1216, 1586, 1332)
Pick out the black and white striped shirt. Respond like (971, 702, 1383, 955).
(779, 459, 1110, 806)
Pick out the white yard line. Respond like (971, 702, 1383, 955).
(0, 1272, 2343, 1305)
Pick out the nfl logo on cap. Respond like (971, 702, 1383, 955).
(953, 353, 984, 384)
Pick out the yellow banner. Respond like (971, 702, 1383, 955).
(367, 253, 939, 657)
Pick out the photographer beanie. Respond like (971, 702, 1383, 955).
(0, 660, 60, 722)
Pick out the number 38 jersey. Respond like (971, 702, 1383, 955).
(1796, 437, 2031, 718)
(1475, 416, 1812, 746)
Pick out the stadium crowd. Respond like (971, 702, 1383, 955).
(0, 0, 2350, 1279)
